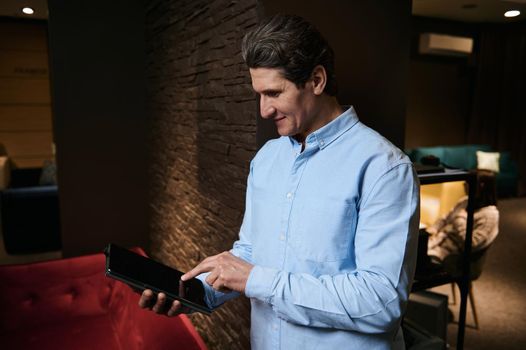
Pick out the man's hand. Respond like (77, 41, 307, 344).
(182, 251, 253, 294)
(138, 289, 191, 317)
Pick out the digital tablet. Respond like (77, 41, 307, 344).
(104, 243, 212, 315)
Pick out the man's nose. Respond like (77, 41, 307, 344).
(259, 97, 275, 119)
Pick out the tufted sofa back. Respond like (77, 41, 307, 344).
(0, 248, 207, 350)
(0, 253, 112, 332)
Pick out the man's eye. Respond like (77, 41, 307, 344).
(266, 92, 280, 98)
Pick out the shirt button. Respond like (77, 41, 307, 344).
(279, 234, 285, 241)
(273, 324, 278, 331)
(320, 139, 325, 146)
(286, 192, 293, 199)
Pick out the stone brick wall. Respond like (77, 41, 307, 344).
(145, 1, 259, 349)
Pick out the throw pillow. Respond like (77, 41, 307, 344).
(476, 151, 500, 173)
(0, 156, 11, 190)
(39, 159, 57, 186)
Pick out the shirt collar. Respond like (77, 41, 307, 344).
(290, 106, 359, 150)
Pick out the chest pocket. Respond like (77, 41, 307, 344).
(291, 200, 355, 262)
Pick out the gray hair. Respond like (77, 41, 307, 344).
(241, 14, 337, 96)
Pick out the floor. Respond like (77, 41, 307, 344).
(430, 196, 526, 350)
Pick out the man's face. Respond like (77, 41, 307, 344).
(250, 67, 318, 141)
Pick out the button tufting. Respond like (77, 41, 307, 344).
(24, 293, 36, 306)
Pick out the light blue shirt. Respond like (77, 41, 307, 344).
(200, 107, 420, 349)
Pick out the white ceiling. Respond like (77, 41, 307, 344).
(413, 0, 526, 22)
(0, 0, 525, 23)
(0, 0, 48, 20)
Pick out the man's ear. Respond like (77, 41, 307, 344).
(310, 65, 327, 96)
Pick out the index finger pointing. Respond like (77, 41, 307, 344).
(181, 259, 214, 281)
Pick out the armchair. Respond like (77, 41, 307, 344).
(0, 168, 61, 254)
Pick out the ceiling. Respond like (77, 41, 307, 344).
(0, 0, 48, 20)
(413, 0, 526, 22)
(0, 0, 525, 23)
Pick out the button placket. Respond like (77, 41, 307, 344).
(280, 143, 311, 269)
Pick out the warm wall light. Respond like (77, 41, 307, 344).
(504, 10, 521, 18)
(22, 7, 34, 15)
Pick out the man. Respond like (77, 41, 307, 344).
(140, 14, 419, 349)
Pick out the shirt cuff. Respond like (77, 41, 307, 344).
(245, 265, 278, 302)
(196, 273, 215, 309)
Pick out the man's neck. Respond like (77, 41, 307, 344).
(320, 96, 344, 127)
(295, 96, 343, 148)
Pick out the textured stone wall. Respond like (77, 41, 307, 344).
(145, 1, 259, 349)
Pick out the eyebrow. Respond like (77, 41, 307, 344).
(259, 89, 282, 95)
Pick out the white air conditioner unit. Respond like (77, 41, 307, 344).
(419, 33, 473, 57)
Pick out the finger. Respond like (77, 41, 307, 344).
(212, 277, 228, 292)
(138, 289, 154, 308)
(182, 258, 217, 281)
(152, 292, 167, 314)
(214, 282, 232, 293)
(167, 300, 183, 317)
(205, 268, 220, 286)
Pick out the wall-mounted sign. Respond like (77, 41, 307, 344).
(14, 67, 48, 76)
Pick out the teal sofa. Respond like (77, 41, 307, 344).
(407, 144, 518, 197)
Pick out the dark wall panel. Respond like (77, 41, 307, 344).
(47, 0, 148, 257)
(405, 16, 478, 149)
(259, 0, 412, 148)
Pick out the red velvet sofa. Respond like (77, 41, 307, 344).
(0, 248, 207, 350)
